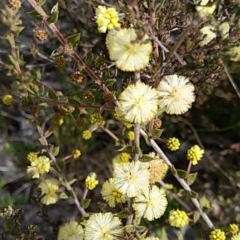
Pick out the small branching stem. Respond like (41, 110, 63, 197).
(30, 108, 87, 217)
(140, 129, 214, 229)
(27, 0, 109, 92)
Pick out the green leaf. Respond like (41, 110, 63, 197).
(0, 177, 4, 189)
(37, 0, 46, 6)
(48, 3, 59, 23)
(50, 48, 65, 58)
(140, 154, 155, 163)
(27, 10, 43, 21)
(38, 136, 46, 146)
(84, 49, 93, 65)
(81, 199, 91, 209)
(170, 165, 177, 175)
(44, 129, 53, 139)
(59, 192, 68, 199)
(123, 225, 134, 234)
(199, 195, 210, 209)
(143, 1, 148, 8)
(193, 212, 200, 223)
(176, 169, 187, 179)
(135, 225, 147, 233)
(186, 172, 198, 186)
(190, 190, 198, 198)
(8, 55, 18, 66)
(117, 209, 129, 219)
(13, 26, 24, 36)
(68, 178, 77, 185)
(38, 102, 49, 108)
(52, 146, 60, 157)
(152, 128, 164, 138)
(67, 33, 81, 48)
(160, 228, 169, 240)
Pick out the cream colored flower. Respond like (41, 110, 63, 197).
(113, 161, 150, 197)
(196, 0, 217, 18)
(228, 46, 240, 62)
(219, 22, 230, 39)
(199, 25, 216, 46)
(101, 178, 127, 207)
(118, 81, 159, 123)
(157, 74, 195, 115)
(38, 179, 59, 205)
(106, 28, 152, 71)
(27, 156, 51, 178)
(84, 212, 123, 240)
(58, 221, 84, 240)
(133, 185, 167, 221)
(141, 152, 168, 184)
(232, 232, 240, 240)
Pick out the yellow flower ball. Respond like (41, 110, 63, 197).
(82, 130, 92, 140)
(168, 209, 189, 228)
(229, 223, 239, 235)
(95, 5, 120, 33)
(126, 131, 135, 141)
(2, 94, 13, 106)
(209, 229, 226, 240)
(72, 149, 81, 159)
(90, 113, 104, 126)
(85, 172, 99, 190)
(27, 152, 38, 162)
(166, 137, 180, 151)
(187, 145, 204, 165)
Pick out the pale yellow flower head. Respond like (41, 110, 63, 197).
(58, 221, 84, 240)
(113, 161, 150, 197)
(219, 22, 230, 39)
(101, 178, 127, 207)
(84, 212, 123, 240)
(196, 0, 217, 18)
(157, 74, 195, 115)
(117, 81, 159, 123)
(232, 232, 240, 240)
(106, 28, 152, 71)
(27, 156, 50, 178)
(199, 25, 216, 46)
(142, 152, 168, 184)
(38, 179, 59, 205)
(228, 46, 240, 62)
(95, 5, 120, 33)
(133, 185, 168, 221)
